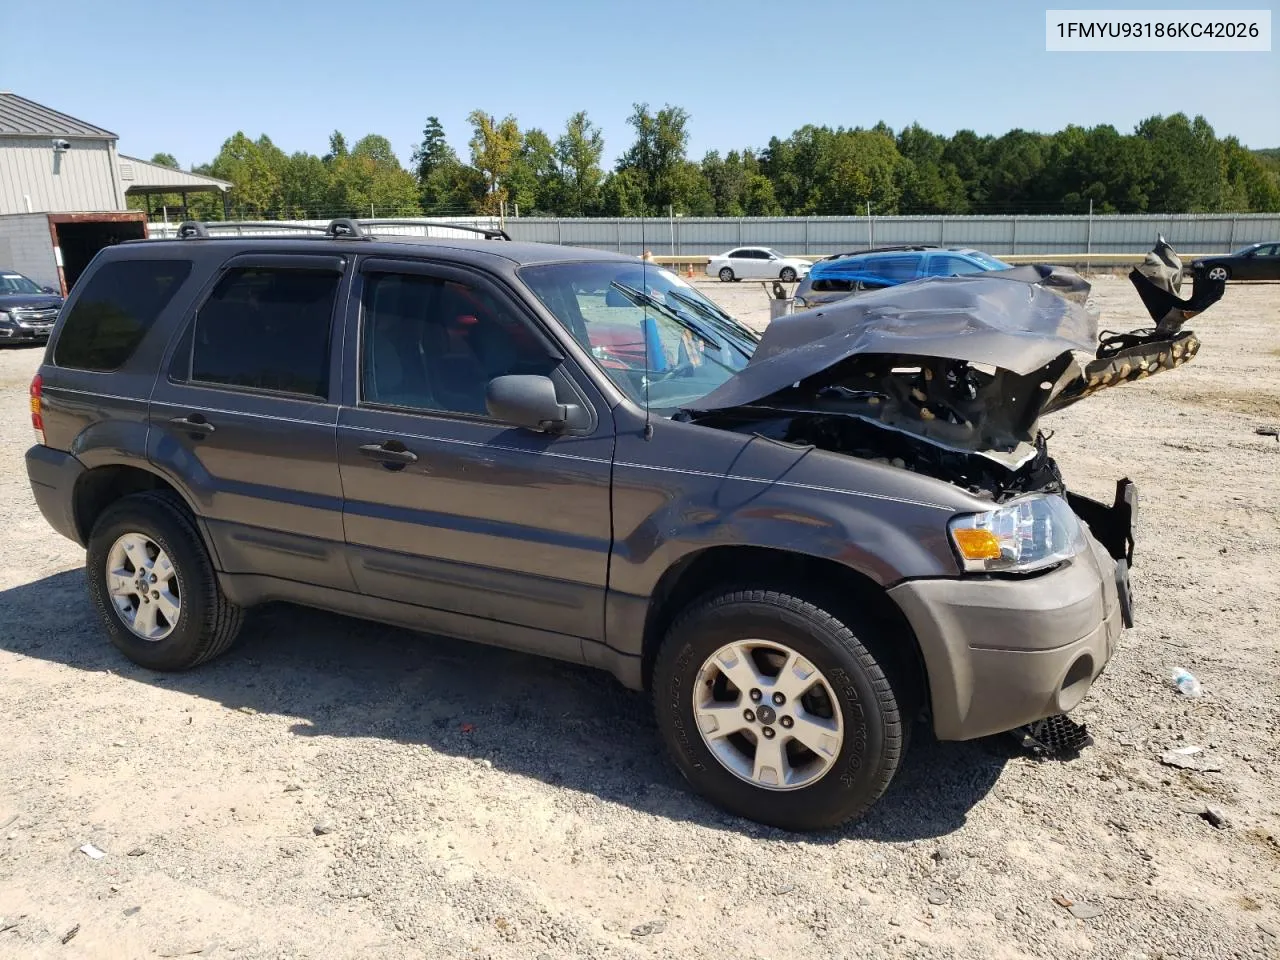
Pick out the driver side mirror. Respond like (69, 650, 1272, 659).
(486, 375, 586, 433)
(41, 286, 58, 295)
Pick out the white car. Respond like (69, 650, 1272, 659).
(705, 247, 810, 283)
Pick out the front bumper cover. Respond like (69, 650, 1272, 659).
(888, 485, 1134, 742)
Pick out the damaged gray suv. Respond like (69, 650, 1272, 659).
(25, 223, 1221, 830)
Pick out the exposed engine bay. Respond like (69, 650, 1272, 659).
(686, 239, 1224, 501)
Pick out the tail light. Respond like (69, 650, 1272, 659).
(30, 373, 45, 445)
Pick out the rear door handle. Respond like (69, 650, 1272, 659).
(169, 414, 215, 436)
(358, 441, 418, 468)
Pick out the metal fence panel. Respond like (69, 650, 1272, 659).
(149, 214, 1280, 256)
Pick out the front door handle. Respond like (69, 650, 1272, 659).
(358, 441, 418, 469)
(169, 414, 215, 436)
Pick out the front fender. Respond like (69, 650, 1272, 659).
(604, 414, 975, 661)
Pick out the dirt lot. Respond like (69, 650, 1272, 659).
(1, 277, 1277, 960)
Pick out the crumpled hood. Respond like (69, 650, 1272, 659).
(685, 240, 1222, 499)
(696, 274, 1097, 411)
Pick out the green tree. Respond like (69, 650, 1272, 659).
(741, 170, 781, 215)
(150, 152, 179, 169)
(280, 152, 331, 218)
(410, 117, 456, 181)
(600, 169, 647, 216)
(1136, 114, 1226, 212)
(555, 111, 605, 215)
(895, 124, 967, 213)
(809, 127, 903, 214)
(324, 131, 348, 165)
(467, 110, 523, 214)
(508, 127, 560, 214)
(617, 103, 699, 213)
(209, 132, 284, 217)
(326, 133, 421, 217)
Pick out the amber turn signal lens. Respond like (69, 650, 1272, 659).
(951, 528, 1001, 560)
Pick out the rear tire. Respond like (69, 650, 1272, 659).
(653, 588, 906, 831)
(780, 267, 798, 283)
(86, 490, 243, 671)
(718, 267, 734, 282)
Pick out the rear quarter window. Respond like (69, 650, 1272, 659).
(53, 259, 192, 371)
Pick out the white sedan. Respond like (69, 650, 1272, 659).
(705, 247, 810, 283)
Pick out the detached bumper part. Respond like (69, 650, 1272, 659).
(888, 536, 1123, 741)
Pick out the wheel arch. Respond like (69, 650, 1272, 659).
(639, 544, 929, 711)
(74, 463, 192, 545)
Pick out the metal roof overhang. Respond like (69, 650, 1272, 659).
(119, 155, 231, 196)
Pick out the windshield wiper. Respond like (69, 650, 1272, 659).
(664, 288, 760, 347)
(608, 282, 748, 370)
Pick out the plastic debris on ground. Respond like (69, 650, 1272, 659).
(1171, 667, 1203, 697)
(78, 843, 106, 860)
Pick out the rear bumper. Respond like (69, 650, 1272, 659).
(888, 535, 1125, 741)
(25, 445, 84, 545)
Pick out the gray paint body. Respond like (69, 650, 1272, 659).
(26, 234, 1123, 740)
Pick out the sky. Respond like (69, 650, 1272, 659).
(2, 0, 1275, 170)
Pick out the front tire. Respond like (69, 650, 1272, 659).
(718, 267, 734, 282)
(86, 490, 243, 671)
(1206, 265, 1230, 281)
(780, 267, 798, 283)
(653, 589, 906, 831)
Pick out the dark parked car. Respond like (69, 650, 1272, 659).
(794, 245, 1010, 309)
(0, 268, 63, 344)
(1192, 242, 1280, 281)
(30, 220, 1210, 830)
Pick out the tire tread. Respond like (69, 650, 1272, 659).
(88, 489, 243, 669)
(654, 586, 905, 829)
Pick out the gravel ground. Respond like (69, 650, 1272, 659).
(0, 276, 1277, 960)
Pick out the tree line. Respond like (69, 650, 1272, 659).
(139, 106, 1280, 222)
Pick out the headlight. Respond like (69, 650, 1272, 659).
(1192, 261, 1203, 269)
(0, 311, 10, 324)
(948, 494, 1083, 573)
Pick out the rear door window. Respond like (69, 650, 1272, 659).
(53, 259, 192, 370)
(189, 267, 340, 398)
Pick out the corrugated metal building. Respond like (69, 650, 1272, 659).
(0, 93, 125, 214)
(0, 93, 229, 292)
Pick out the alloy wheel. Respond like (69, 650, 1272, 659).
(105, 532, 181, 641)
(692, 639, 844, 791)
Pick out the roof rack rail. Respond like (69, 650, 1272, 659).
(169, 219, 512, 242)
(355, 218, 512, 241)
(325, 218, 367, 239)
(173, 221, 329, 238)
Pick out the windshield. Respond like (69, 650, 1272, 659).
(520, 261, 757, 411)
(966, 251, 1011, 270)
(0, 272, 44, 295)
(1234, 245, 1260, 256)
